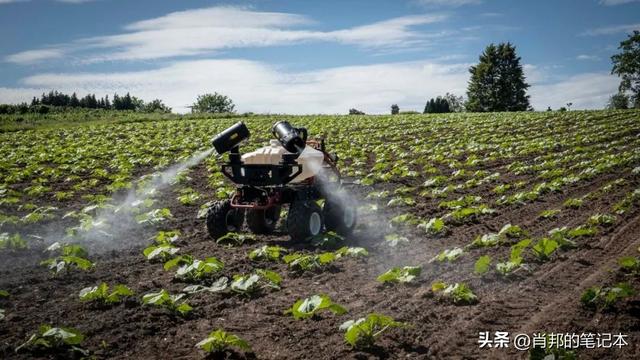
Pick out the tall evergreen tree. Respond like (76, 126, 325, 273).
(466, 42, 530, 112)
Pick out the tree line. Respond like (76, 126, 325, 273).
(0, 90, 171, 115)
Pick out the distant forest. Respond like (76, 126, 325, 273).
(0, 90, 171, 114)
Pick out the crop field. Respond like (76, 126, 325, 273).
(1, 110, 640, 359)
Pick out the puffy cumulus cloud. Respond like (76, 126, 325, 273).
(529, 73, 619, 110)
(2, 58, 617, 113)
(7, 6, 448, 63)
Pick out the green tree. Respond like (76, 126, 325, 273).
(611, 30, 640, 108)
(192, 93, 236, 114)
(443, 93, 465, 112)
(424, 96, 450, 113)
(466, 43, 530, 112)
(391, 104, 399, 115)
(144, 99, 172, 113)
(607, 93, 630, 109)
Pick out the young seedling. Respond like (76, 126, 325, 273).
(618, 256, 640, 274)
(384, 233, 409, 247)
(563, 198, 583, 209)
(496, 239, 531, 276)
(377, 266, 421, 284)
(432, 247, 464, 263)
(216, 232, 255, 246)
(474, 255, 491, 275)
(230, 269, 282, 296)
(335, 246, 368, 258)
(310, 231, 344, 248)
(165, 255, 224, 282)
(40, 242, 94, 275)
(183, 277, 229, 294)
(143, 230, 180, 262)
(283, 252, 337, 272)
(196, 329, 251, 354)
(531, 238, 559, 261)
(136, 208, 172, 225)
(417, 217, 448, 236)
(15, 325, 88, 356)
(286, 294, 347, 320)
(79, 283, 134, 306)
(538, 209, 561, 219)
(581, 282, 635, 310)
(248, 245, 287, 262)
(142, 289, 193, 316)
(528, 334, 576, 360)
(340, 313, 408, 349)
(587, 213, 616, 227)
(177, 188, 201, 205)
(431, 281, 478, 305)
(0, 232, 28, 251)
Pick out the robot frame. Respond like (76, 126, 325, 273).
(206, 121, 357, 242)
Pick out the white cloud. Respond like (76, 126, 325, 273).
(415, 0, 481, 7)
(0, 58, 615, 113)
(5, 48, 65, 63)
(6, 6, 448, 63)
(599, 0, 640, 5)
(529, 73, 618, 110)
(576, 54, 600, 61)
(582, 23, 640, 36)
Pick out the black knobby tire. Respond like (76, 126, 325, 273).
(206, 200, 244, 240)
(246, 206, 281, 234)
(323, 200, 357, 236)
(286, 201, 323, 242)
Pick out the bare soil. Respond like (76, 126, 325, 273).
(1, 159, 640, 360)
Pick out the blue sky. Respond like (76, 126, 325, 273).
(1, 0, 639, 113)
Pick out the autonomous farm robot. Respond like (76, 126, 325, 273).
(206, 121, 357, 242)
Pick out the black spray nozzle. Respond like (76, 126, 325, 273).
(272, 121, 307, 153)
(211, 122, 250, 155)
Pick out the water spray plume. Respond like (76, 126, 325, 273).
(44, 148, 215, 253)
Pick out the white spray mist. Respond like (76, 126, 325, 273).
(47, 148, 215, 253)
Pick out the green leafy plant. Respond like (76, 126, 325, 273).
(0, 232, 28, 251)
(177, 187, 201, 205)
(531, 238, 559, 261)
(15, 325, 88, 356)
(142, 289, 192, 316)
(164, 255, 224, 282)
(538, 209, 561, 219)
(216, 232, 255, 246)
(432, 247, 464, 263)
(340, 313, 408, 349)
(230, 269, 282, 296)
(40, 242, 94, 274)
(248, 245, 287, 261)
(618, 256, 640, 274)
(183, 277, 229, 294)
(417, 217, 448, 235)
(528, 333, 577, 360)
(335, 246, 368, 258)
(310, 231, 344, 248)
(79, 283, 134, 305)
(286, 294, 347, 320)
(581, 282, 635, 310)
(283, 252, 337, 271)
(563, 198, 583, 209)
(384, 233, 409, 247)
(474, 255, 491, 275)
(136, 208, 172, 225)
(143, 231, 181, 261)
(587, 213, 616, 227)
(431, 281, 478, 304)
(496, 239, 531, 276)
(377, 266, 421, 284)
(196, 329, 251, 354)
